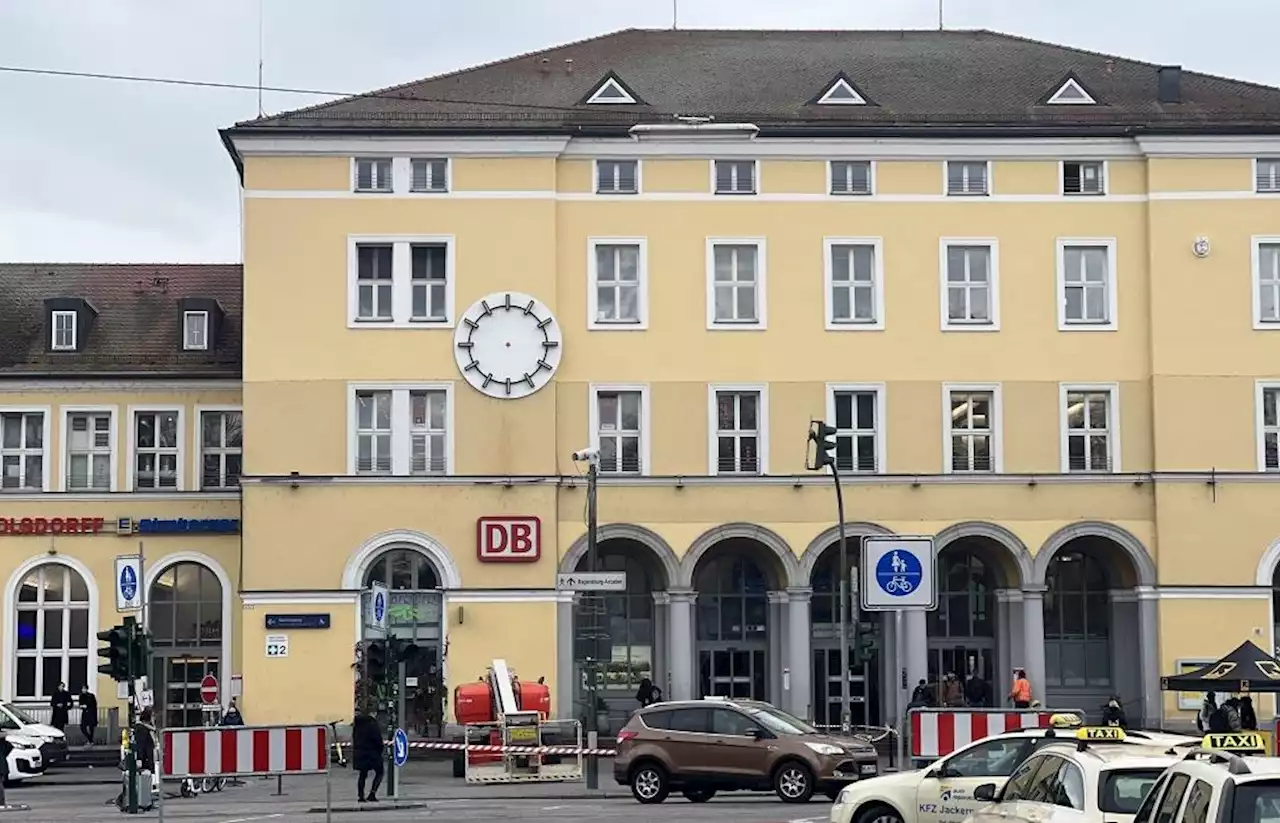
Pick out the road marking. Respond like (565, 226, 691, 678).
(542, 806, 568, 811)
(220, 815, 284, 823)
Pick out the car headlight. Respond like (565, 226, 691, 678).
(804, 742, 845, 756)
(10, 740, 35, 750)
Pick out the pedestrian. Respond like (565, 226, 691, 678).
(965, 672, 991, 708)
(909, 679, 934, 708)
(1240, 695, 1258, 730)
(1102, 696, 1127, 729)
(221, 698, 244, 726)
(942, 673, 964, 707)
(78, 686, 98, 745)
(351, 712, 384, 803)
(635, 677, 662, 708)
(0, 730, 11, 807)
(1222, 696, 1243, 731)
(50, 682, 72, 732)
(1008, 669, 1033, 708)
(1197, 691, 1217, 732)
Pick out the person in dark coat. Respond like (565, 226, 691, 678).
(1240, 696, 1258, 730)
(351, 713, 385, 803)
(221, 699, 244, 726)
(79, 687, 98, 745)
(1101, 696, 1128, 728)
(909, 679, 935, 708)
(964, 674, 991, 708)
(50, 683, 72, 732)
(635, 678, 662, 707)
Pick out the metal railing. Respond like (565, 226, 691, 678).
(12, 705, 122, 745)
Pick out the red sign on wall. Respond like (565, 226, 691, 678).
(477, 517, 541, 563)
(0, 517, 105, 535)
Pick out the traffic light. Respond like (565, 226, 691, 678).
(366, 640, 387, 683)
(128, 625, 152, 678)
(388, 638, 419, 669)
(97, 625, 130, 681)
(853, 632, 877, 666)
(807, 420, 838, 470)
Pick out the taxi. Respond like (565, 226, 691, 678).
(830, 718, 1200, 823)
(1129, 731, 1280, 823)
(961, 727, 1185, 823)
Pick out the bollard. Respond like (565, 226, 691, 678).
(585, 731, 598, 789)
(274, 774, 286, 796)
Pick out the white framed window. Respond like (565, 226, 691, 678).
(1057, 238, 1118, 331)
(347, 235, 456, 328)
(1253, 237, 1280, 329)
(942, 384, 1002, 473)
(826, 384, 885, 474)
(1062, 161, 1106, 195)
(0, 408, 49, 492)
(353, 157, 392, 192)
(128, 407, 183, 491)
(945, 160, 990, 195)
(183, 311, 209, 351)
(712, 160, 757, 195)
(348, 383, 454, 476)
(824, 238, 884, 329)
(589, 384, 650, 475)
(940, 239, 999, 330)
(829, 161, 873, 195)
(1255, 159, 1280, 194)
(1256, 382, 1280, 472)
(1059, 384, 1120, 473)
(410, 158, 449, 193)
(588, 239, 647, 329)
(595, 160, 640, 194)
(706, 239, 766, 330)
(51, 311, 76, 351)
(197, 407, 242, 489)
(60, 407, 115, 492)
(708, 384, 768, 475)
(14, 563, 93, 700)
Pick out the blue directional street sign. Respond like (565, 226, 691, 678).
(859, 536, 937, 612)
(114, 555, 142, 612)
(393, 728, 409, 767)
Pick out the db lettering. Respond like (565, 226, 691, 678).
(477, 517, 541, 563)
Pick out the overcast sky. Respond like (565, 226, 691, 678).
(0, 0, 1273, 263)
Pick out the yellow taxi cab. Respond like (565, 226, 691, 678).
(1128, 731, 1279, 823)
(960, 727, 1186, 823)
(830, 719, 1200, 823)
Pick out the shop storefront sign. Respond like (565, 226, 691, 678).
(476, 516, 541, 562)
(0, 516, 105, 535)
(117, 517, 240, 535)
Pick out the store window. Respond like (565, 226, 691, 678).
(14, 563, 90, 699)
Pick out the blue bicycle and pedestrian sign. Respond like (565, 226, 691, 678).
(859, 536, 937, 611)
(392, 728, 409, 768)
(114, 555, 142, 611)
(368, 582, 389, 632)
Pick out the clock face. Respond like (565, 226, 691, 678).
(453, 292, 563, 399)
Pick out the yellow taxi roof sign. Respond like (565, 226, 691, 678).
(1077, 726, 1126, 742)
(1049, 713, 1083, 729)
(1203, 732, 1270, 754)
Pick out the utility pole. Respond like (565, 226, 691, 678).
(938, 0, 944, 30)
(572, 447, 602, 789)
(808, 421, 853, 735)
(124, 614, 139, 814)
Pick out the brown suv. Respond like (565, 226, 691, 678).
(613, 698, 878, 804)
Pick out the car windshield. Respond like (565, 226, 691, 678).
(1232, 781, 1280, 823)
(742, 704, 819, 735)
(1, 704, 38, 726)
(1100, 769, 1165, 814)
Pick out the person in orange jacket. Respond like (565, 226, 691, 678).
(1009, 668, 1033, 708)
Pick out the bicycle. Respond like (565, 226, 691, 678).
(885, 576, 914, 593)
(327, 720, 347, 767)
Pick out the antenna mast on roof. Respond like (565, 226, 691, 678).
(257, 0, 265, 117)
(938, 0, 944, 30)
(672, 0, 678, 29)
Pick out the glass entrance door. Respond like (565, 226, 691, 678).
(698, 649, 765, 699)
(927, 645, 996, 705)
(812, 647, 879, 729)
(152, 655, 219, 730)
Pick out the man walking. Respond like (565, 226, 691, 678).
(1008, 668, 1033, 708)
(78, 686, 98, 745)
(352, 712, 385, 803)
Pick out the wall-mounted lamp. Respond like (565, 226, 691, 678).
(290, 470, 300, 490)
(456, 605, 465, 625)
(1192, 236, 1211, 258)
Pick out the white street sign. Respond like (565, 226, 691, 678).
(368, 582, 389, 631)
(556, 572, 627, 591)
(265, 634, 290, 658)
(115, 555, 142, 611)
(860, 536, 937, 611)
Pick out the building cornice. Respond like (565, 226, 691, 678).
(0, 378, 241, 393)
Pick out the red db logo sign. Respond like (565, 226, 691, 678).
(477, 517, 541, 563)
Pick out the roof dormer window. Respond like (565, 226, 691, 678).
(51, 311, 77, 351)
(183, 310, 209, 351)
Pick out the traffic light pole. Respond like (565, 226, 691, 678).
(124, 616, 138, 815)
(584, 456, 600, 790)
(833, 466, 853, 737)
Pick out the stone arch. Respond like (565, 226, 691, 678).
(145, 551, 234, 709)
(341, 529, 462, 590)
(3, 554, 101, 702)
(1254, 534, 1280, 586)
(1031, 521, 1156, 588)
(798, 522, 894, 583)
(560, 523, 680, 588)
(935, 521, 1033, 589)
(678, 523, 800, 589)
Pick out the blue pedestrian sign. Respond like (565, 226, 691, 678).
(392, 728, 409, 767)
(860, 536, 937, 611)
(368, 582, 389, 632)
(114, 556, 142, 611)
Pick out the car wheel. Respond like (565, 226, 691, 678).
(630, 763, 669, 804)
(774, 761, 815, 803)
(856, 803, 905, 823)
(683, 788, 715, 802)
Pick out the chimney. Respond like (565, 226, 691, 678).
(539, 57, 550, 74)
(564, 58, 574, 74)
(1158, 65, 1182, 104)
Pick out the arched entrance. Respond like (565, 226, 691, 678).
(809, 544, 882, 729)
(148, 561, 224, 729)
(691, 537, 789, 703)
(571, 539, 667, 734)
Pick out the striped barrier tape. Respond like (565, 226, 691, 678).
(337, 740, 619, 757)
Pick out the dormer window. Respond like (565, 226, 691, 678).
(51, 311, 77, 351)
(184, 311, 209, 351)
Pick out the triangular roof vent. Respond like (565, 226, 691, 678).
(1046, 76, 1097, 105)
(583, 72, 640, 105)
(816, 74, 868, 106)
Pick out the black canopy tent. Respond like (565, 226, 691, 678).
(1160, 641, 1280, 694)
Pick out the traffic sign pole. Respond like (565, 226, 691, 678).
(833, 466, 852, 736)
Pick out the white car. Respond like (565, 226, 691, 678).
(0, 703, 68, 766)
(964, 731, 1184, 823)
(3, 732, 44, 784)
(831, 724, 1200, 823)
(1129, 732, 1280, 823)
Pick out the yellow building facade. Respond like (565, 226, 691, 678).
(9, 29, 1280, 735)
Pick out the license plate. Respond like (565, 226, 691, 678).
(860, 764, 877, 774)
(508, 728, 537, 743)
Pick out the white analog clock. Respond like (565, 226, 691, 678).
(453, 292, 563, 399)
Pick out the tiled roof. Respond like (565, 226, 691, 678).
(227, 28, 1280, 136)
(0, 264, 242, 377)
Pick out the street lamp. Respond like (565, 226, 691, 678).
(571, 447, 601, 788)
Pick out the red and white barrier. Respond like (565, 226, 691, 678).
(910, 710, 1058, 759)
(336, 739, 618, 757)
(162, 725, 329, 778)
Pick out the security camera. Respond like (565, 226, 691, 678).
(572, 447, 599, 462)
